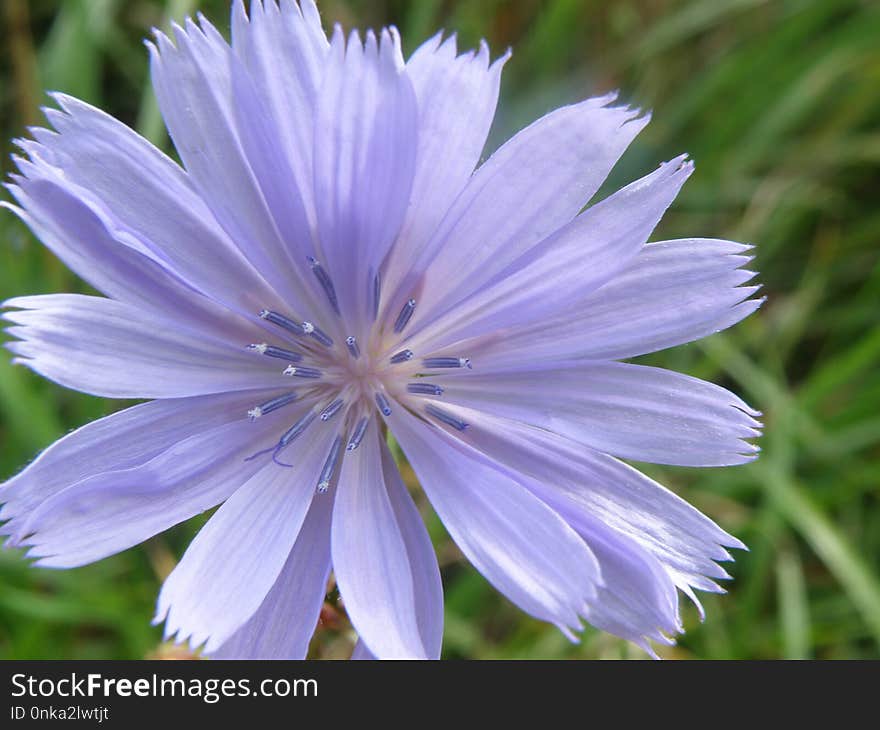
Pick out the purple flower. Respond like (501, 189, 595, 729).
(1, 0, 762, 659)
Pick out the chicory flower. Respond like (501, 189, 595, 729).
(1, 0, 762, 658)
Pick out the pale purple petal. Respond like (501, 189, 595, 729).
(156, 421, 339, 653)
(231, 0, 328, 244)
(0, 391, 279, 539)
(149, 19, 317, 316)
(572, 518, 681, 655)
(3, 177, 255, 343)
(383, 34, 508, 296)
(571, 238, 763, 359)
(333, 423, 443, 659)
(332, 418, 426, 658)
(386, 406, 601, 634)
(390, 95, 650, 328)
(313, 26, 417, 324)
(436, 360, 760, 467)
(14, 94, 279, 319)
(15, 409, 288, 568)
(445, 406, 744, 596)
(457, 238, 762, 366)
(407, 156, 693, 351)
(210, 485, 333, 659)
(3, 295, 286, 398)
(379, 440, 444, 659)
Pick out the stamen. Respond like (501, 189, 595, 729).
(374, 392, 392, 416)
(245, 410, 317, 467)
(247, 391, 298, 420)
(426, 404, 468, 431)
(283, 365, 322, 379)
(422, 357, 472, 369)
(346, 417, 370, 451)
(370, 269, 381, 322)
(248, 343, 302, 363)
(308, 256, 340, 315)
(320, 398, 345, 421)
(393, 298, 416, 334)
(316, 435, 343, 493)
(259, 309, 303, 337)
(345, 336, 360, 359)
(301, 321, 334, 347)
(407, 383, 444, 397)
(390, 349, 413, 364)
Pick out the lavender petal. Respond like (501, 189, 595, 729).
(0, 390, 285, 542)
(155, 424, 340, 654)
(332, 419, 429, 658)
(17, 93, 277, 319)
(3, 295, 284, 399)
(312, 26, 417, 322)
(12, 414, 287, 569)
(387, 407, 601, 634)
(439, 361, 761, 467)
(410, 156, 694, 350)
(209, 485, 333, 659)
(401, 94, 651, 328)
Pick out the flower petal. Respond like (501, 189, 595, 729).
(150, 18, 318, 317)
(15, 407, 289, 569)
(312, 26, 417, 325)
(156, 419, 339, 653)
(438, 360, 760, 467)
(0, 391, 275, 539)
(379, 440, 444, 659)
(383, 34, 508, 296)
(441, 405, 744, 596)
(3, 176, 255, 343)
(386, 406, 600, 634)
(4, 294, 285, 398)
(577, 523, 681, 656)
(454, 238, 762, 366)
(408, 156, 693, 352)
(516, 468, 682, 652)
(209, 484, 333, 659)
(391, 94, 650, 329)
(332, 419, 426, 658)
(230, 0, 328, 243)
(15, 94, 279, 319)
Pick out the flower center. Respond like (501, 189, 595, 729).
(242, 264, 471, 485)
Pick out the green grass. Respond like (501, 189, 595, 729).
(1, 0, 878, 659)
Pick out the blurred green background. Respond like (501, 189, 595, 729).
(0, 0, 878, 659)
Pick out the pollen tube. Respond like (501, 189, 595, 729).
(245, 410, 316, 466)
(308, 256, 340, 315)
(283, 365, 322, 379)
(426, 404, 468, 431)
(393, 298, 416, 334)
(248, 343, 303, 363)
(346, 416, 370, 451)
(316, 435, 343, 493)
(320, 398, 345, 421)
(301, 321, 334, 347)
(247, 391, 298, 420)
(370, 269, 381, 322)
(374, 392, 392, 416)
(422, 357, 471, 369)
(390, 349, 413, 364)
(407, 383, 444, 396)
(259, 309, 306, 337)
